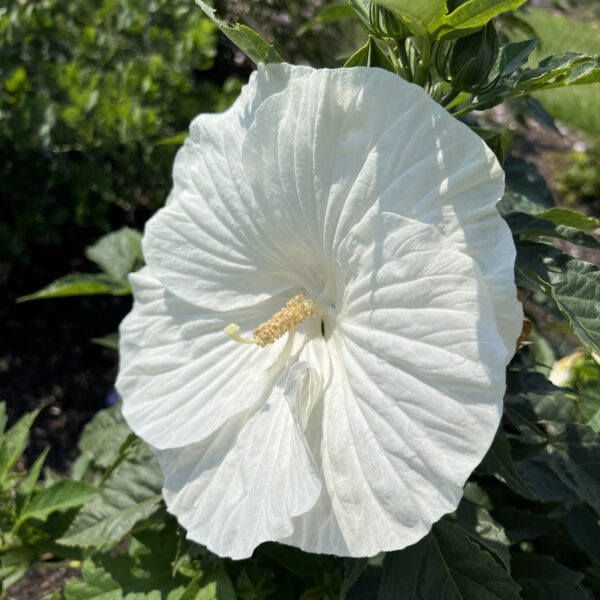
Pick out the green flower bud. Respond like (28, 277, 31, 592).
(436, 22, 500, 93)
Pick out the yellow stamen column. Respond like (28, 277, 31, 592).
(225, 295, 317, 347)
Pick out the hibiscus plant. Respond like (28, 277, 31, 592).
(6, 1, 600, 599)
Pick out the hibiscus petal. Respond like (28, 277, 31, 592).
(117, 267, 303, 449)
(241, 65, 520, 353)
(155, 365, 321, 560)
(315, 213, 509, 556)
(143, 65, 318, 311)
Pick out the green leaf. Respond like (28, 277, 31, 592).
(59, 443, 162, 549)
(257, 543, 338, 579)
(515, 53, 600, 93)
(298, 3, 355, 35)
(344, 37, 394, 71)
(0, 408, 40, 483)
(478, 428, 534, 499)
(16, 480, 97, 528)
(507, 404, 600, 511)
(196, 1, 283, 64)
(448, 499, 511, 572)
(492, 507, 554, 542)
(235, 565, 277, 600)
(536, 208, 600, 234)
(374, 0, 446, 36)
(503, 155, 554, 212)
(17, 273, 131, 301)
(511, 553, 592, 600)
(61, 559, 125, 599)
(541, 422, 600, 513)
(78, 405, 132, 469)
(506, 211, 600, 250)
(0, 403, 7, 434)
(91, 332, 119, 350)
(155, 132, 188, 146)
(438, 0, 528, 38)
(16, 446, 50, 510)
(515, 243, 600, 354)
(85, 227, 143, 283)
(500, 39, 540, 78)
(562, 505, 600, 571)
(378, 520, 521, 599)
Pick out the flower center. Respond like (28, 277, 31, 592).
(225, 294, 317, 347)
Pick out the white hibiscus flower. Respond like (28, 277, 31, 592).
(116, 64, 523, 559)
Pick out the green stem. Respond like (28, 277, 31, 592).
(451, 103, 477, 118)
(414, 35, 432, 87)
(385, 43, 403, 76)
(441, 88, 460, 107)
(396, 39, 413, 82)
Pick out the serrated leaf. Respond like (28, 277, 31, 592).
(478, 428, 534, 499)
(85, 227, 143, 283)
(511, 553, 592, 600)
(506, 212, 600, 250)
(515, 53, 600, 93)
(61, 560, 122, 600)
(437, 0, 527, 38)
(18, 273, 131, 301)
(196, 1, 283, 64)
(448, 499, 511, 572)
(507, 404, 600, 511)
(16, 480, 97, 528)
(515, 243, 600, 354)
(500, 39, 540, 78)
(542, 422, 600, 513)
(0, 408, 40, 483)
(378, 520, 521, 599)
(78, 404, 132, 469)
(59, 443, 162, 549)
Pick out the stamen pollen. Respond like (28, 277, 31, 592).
(224, 295, 317, 348)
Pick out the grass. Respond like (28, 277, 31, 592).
(522, 8, 600, 137)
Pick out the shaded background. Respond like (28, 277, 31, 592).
(1, 0, 598, 471)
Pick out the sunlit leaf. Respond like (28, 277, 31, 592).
(196, 1, 283, 64)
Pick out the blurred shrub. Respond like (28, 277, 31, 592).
(0, 0, 238, 262)
(558, 144, 600, 213)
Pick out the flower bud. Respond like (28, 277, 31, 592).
(436, 22, 500, 93)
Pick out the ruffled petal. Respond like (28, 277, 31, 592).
(314, 213, 510, 556)
(117, 267, 304, 450)
(155, 363, 321, 560)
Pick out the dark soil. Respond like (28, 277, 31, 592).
(0, 247, 130, 474)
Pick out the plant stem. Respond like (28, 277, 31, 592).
(386, 42, 403, 76)
(441, 88, 460, 107)
(414, 35, 432, 87)
(396, 39, 413, 81)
